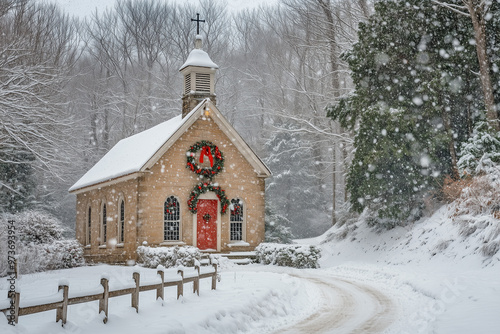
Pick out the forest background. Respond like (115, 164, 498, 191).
(2, 0, 499, 239)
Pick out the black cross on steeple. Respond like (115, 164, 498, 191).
(191, 13, 205, 35)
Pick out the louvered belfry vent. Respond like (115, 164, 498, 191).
(180, 34, 218, 118)
(196, 73, 210, 92)
(185, 73, 191, 94)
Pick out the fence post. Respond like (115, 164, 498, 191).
(156, 269, 164, 302)
(99, 278, 109, 323)
(177, 268, 184, 299)
(193, 264, 200, 296)
(56, 284, 69, 325)
(211, 263, 217, 290)
(132, 272, 140, 312)
(10, 291, 20, 324)
(14, 258, 18, 279)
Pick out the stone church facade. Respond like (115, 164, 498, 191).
(70, 35, 270, 263)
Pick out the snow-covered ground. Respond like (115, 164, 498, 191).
(1, 203, 499, 333)
(307, 204, 500, 333)
(0, 263, 319, 334)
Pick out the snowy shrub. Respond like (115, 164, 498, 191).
(321, 203, 361, 244)
(365, 212, 400, 230)
(16, 210, 65, 244)
(175, 246, 202, 266)
(447, 169, 500, 257)
(440, 175, 473, 203)
(137, 246, 201, 268)
(43, 239, 85, 270)
(451, 170, 500, 217)
(322, 222, 359, 244)
(458, 122, 500, 175)
(333, 202, 360, 228)
(0, 211, 84, 276)
(453, 215, 500, 257)
(255, 243, 321, 269)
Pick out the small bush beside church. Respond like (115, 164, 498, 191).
(255, 243, 321, 269)
(137, 245, 202, 268)
(0, 210, 85, 276)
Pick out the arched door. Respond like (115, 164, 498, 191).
(196, 199, 218, 250)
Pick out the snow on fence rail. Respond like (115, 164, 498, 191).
(1, 263, 218, 326)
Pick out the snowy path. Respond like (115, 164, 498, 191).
(272, 272, 395, 334)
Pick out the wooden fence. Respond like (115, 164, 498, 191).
(1, 263, 218, 326)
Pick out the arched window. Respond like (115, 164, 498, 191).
(230, 199, 244, 241)
(87, 206, 92, 245)
(118, 199, 125, 243)
(101, 203, 107, 244)
(164, 196, 180, 241)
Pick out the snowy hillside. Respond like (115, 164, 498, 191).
(305, 202, 500, 333)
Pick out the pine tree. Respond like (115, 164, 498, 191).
(264, 121, 328, 237)
(457, 121, 500, 175)
(327, 0, 491, 226)
(0, 150, 37, 213)
(265, 202, 294, 244)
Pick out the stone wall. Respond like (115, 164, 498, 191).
(75, 178, 139, 263)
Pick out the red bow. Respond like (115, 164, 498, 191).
(199, 146, 214, 167)
(214, 146, 222, 159)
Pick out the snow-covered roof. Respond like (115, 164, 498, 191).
(69, 99, 270, 193)
(179, 37, 218, 72)
(69, 105, 198, 192)
(179, 49, 218, 70)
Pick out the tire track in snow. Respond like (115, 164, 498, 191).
(273, 273, 395, 334)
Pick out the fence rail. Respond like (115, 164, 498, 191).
(1, 263, 218, 326)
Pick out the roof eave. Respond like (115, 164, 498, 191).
(69, 171, 144, 195)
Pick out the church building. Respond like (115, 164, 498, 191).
(69, 33, 271, 263)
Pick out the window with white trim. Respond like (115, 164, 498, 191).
(230, 199, 244, 241)
(87, 206, 91, 245)
(118, 199, 125, 243)
(164, 196, 180, 241)
(101, 202, 107, 244)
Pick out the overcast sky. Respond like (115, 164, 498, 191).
(48, 0, 276, 18)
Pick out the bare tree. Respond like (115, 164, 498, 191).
(0, 0, 80, 214)
(432, 0, 499, 130)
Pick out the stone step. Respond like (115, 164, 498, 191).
(200, 252, 256, 265)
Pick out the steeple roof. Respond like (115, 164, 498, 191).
(179, 35, 218, 71)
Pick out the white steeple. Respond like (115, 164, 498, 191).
(180, 34, 218, 118)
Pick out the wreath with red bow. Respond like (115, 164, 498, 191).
(165, 200, 178, 215)
(187, 182, 230, 214)
(186, 140, 224, 179)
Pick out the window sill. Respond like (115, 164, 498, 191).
(84, 245, 91, 249)
(98, 245, 107, 249)
(160, 241, 186, 246)
(228, 241, 250, 247)
(116, 243, 124, 248)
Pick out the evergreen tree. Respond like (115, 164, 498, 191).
(264, 121, 328, 237)
(265, 202, 294, 244)
(457, 121, 500, 175)
(327, 0, 491, 226)
(0, 149, 37, 213)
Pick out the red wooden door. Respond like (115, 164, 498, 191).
(197, 199, 218, 250)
